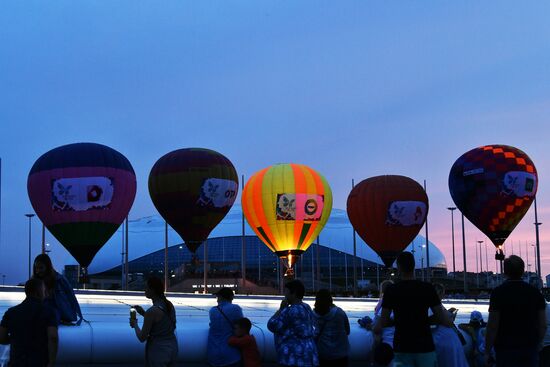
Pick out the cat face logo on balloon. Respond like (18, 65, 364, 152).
(52, 177, 114, 211)
(385, 201, 427, 227)
(276, 193, 324, 221)
(52, 183, 75, 211)
(501, 171, 536, 198)
(276, 194, 296, 220)
(197, 178, 238, 208)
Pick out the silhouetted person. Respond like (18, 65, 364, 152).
(228, 317, 262, 367)
(130, 276, 178, 367)
(268, 279, 318, 367)
(208, 288, 243, 367)
(313, 289, 350, 367)
(430, 283, 468, 367)
(485, 255, 547, 367)
(0, 278, 59, 366)
(373, 251, 453, 367)
(33, 254, 82, 325)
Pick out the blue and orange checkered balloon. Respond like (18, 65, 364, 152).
(449, 145, 537, 248)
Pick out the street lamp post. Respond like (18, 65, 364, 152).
(25, 213, 35, 279)
(447, 207, 457, 287)
(461, 214, 468, 294)
(485, 241, 489, 287)
(534, 198, 542, 281)
(531, 244, 537, 286)
(478, 240, 483, 288)
(420, 245, 429, 281)
(475, 241, 479, 289)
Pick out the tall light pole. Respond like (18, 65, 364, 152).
(241, 174, 246, 288)
(447, 207, 457, 286)
(531, 244, 537, 286)
(534, 198, 542, 281)
(352, 179, 357, 296)
(41, 223, 46, 254)
(423, 180, 430, 281)
(475, 241, 479, 289)
(478, 240, 483, 288)
(164, 221, 168, 292)
(461, 214, 468, 294)
(25, 213, 35, 279)
(485, 241, 489, 287)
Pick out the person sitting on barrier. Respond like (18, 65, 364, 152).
(208, 287, 244, 367)
(313, 289, 350, 367)
(429, 283, 468, 367)
(0, 278, 59, 367)
(268, 279, 318, 367)
(458, 311, 487, 367)
(33, 254, 82, 325)
(228, 317, 262, 367)
(130, 276, 178, 367)
(373, 280, 395, 342)
(374, 280, 394, 322)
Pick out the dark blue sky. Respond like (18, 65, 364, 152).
(1, 1, 550, 284)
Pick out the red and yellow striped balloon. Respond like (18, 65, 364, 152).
(242, 163, 332, 276)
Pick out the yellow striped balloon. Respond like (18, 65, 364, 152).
(242, 163, 332, 277)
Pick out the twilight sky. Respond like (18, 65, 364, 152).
(1, 1, 550, 285)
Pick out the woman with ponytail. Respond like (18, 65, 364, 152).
(130, 276, 178, 366)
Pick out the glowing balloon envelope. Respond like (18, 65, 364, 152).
(242, 163, 333, 277)
(27, 143, 137, 271)
(347, 175, 428, 267)
(148, 148, 239, 252)
(449, 145, 537, 252)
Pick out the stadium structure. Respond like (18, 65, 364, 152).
(73, 206, 447, 294)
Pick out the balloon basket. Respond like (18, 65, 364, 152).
(78, 266, 89, 285)
(495, 249, 505, 261)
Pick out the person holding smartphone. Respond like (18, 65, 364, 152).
(130, 276, 178, 367)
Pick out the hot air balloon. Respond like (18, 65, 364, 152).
(347, 175, 429, 267)
(449, 145, 537, 259)
(241, 163, 332, 278)
(27, 143, 137, 280)
(148, 148, 238, 253)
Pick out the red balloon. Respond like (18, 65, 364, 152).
(347, 175, 429, 267)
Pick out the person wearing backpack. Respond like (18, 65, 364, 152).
(208, 288, 244, 367)
(130, 277, 178, 367)
(33, 254, 82, 325)
(313, 289, 350, 367)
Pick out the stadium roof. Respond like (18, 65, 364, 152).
(88, 206, 447, 274)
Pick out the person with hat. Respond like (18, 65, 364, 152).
(208, 287, 244, 367)
(459, 311, 487, 367)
